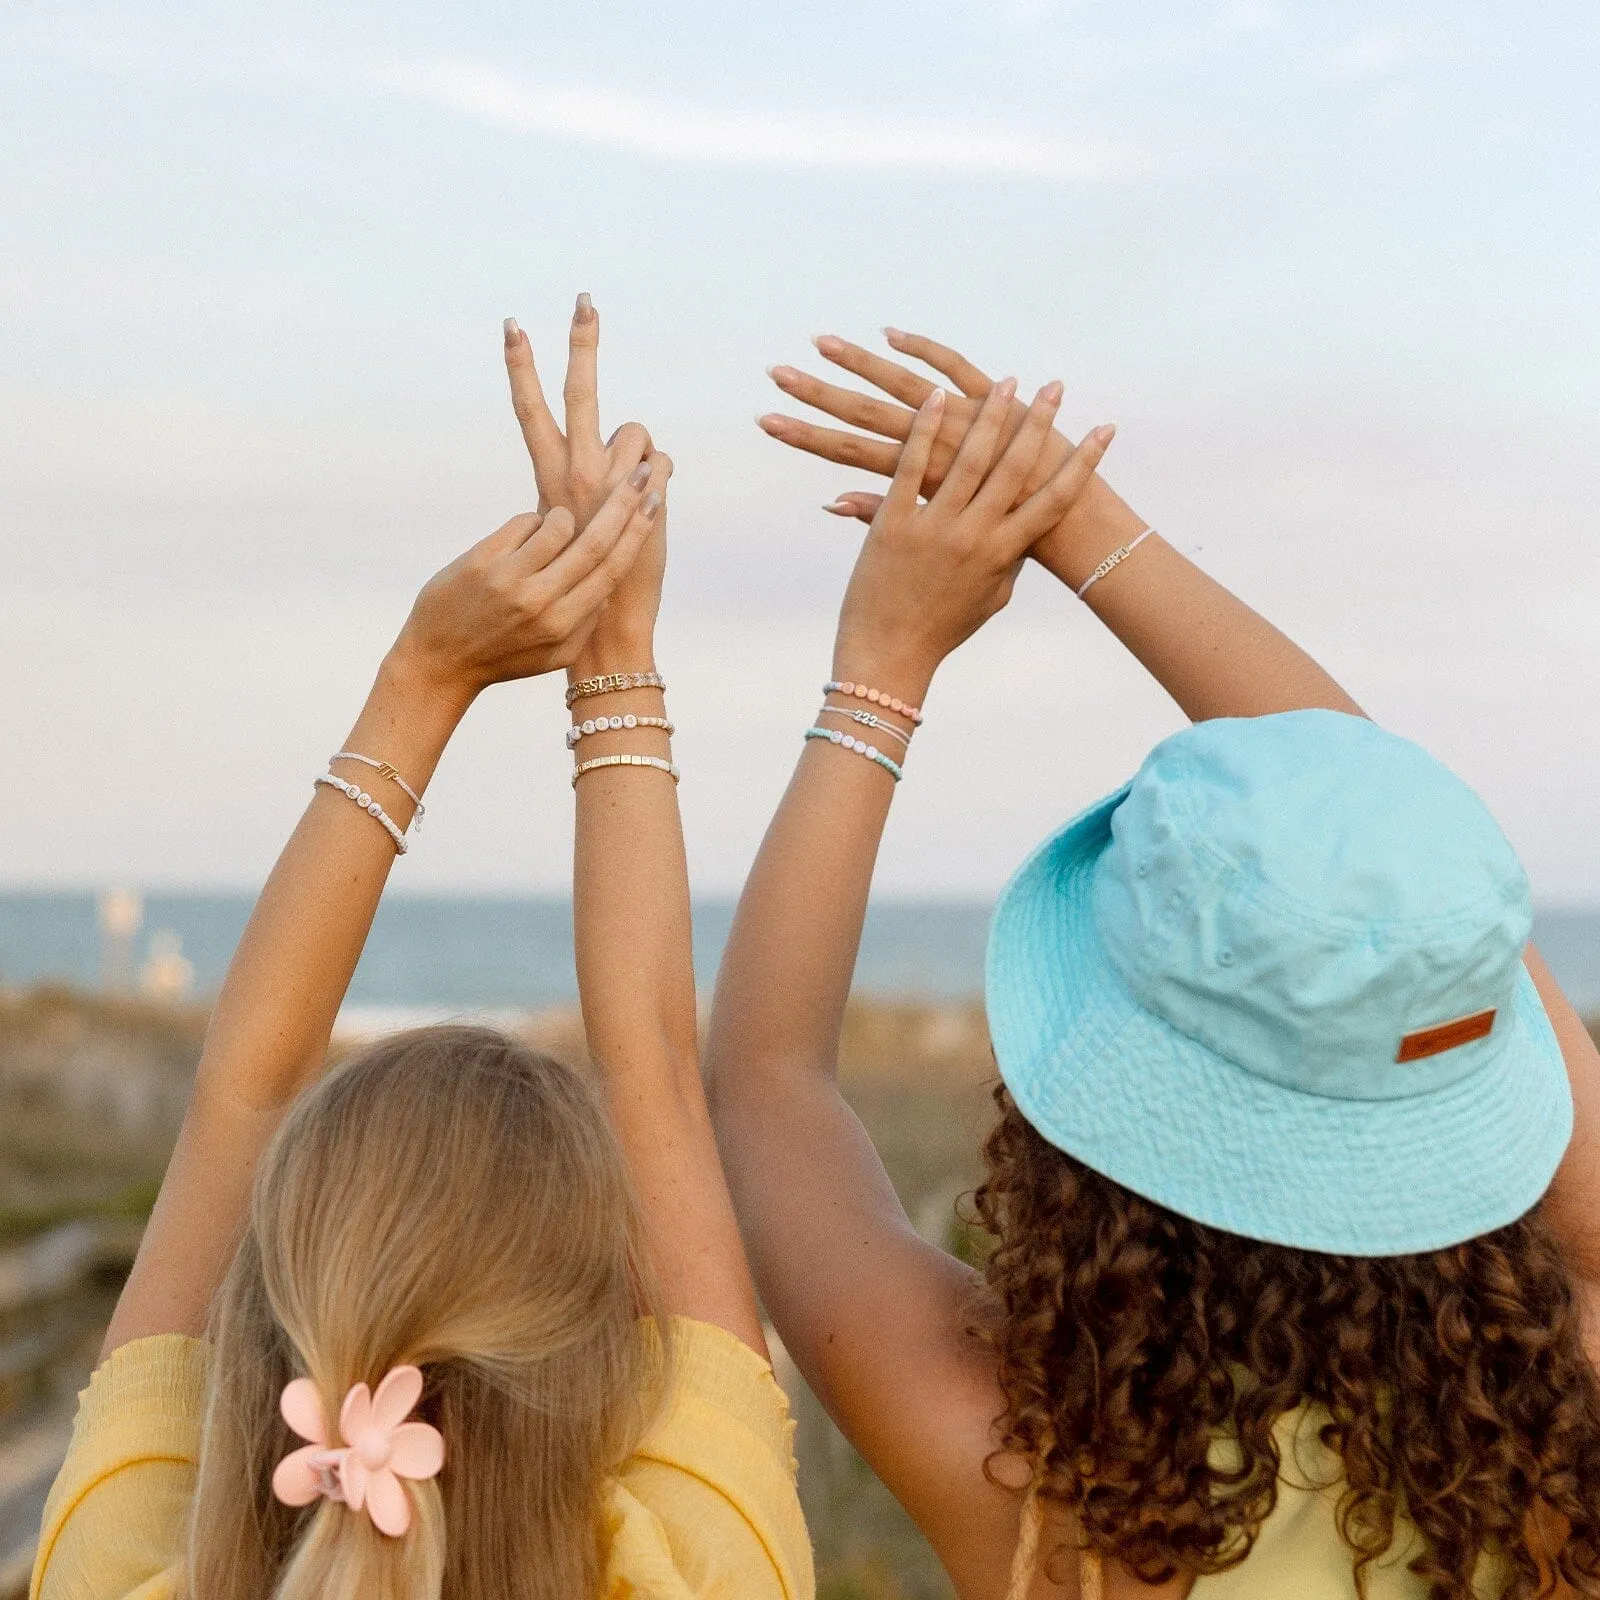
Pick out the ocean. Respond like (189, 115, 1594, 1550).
(3, 893, 1599, 1021)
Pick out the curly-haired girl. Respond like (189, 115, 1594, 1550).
(712, 330, 1600, 1599)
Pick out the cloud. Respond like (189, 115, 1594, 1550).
(361, 58, 1160, 180)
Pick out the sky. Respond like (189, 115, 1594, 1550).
(2, 0, 1597, 899)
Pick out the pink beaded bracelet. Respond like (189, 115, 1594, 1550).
(823, 681, 924, 726)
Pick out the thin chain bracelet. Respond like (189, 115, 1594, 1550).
(817, 705, 912, 748)
(1075, 527, 1156, 599)
(572, 753, 681, 787)
(314, 773, 409, 854)
(330, 751, 425, 832)
(824, 680, 924, 725)
(565, 671, 666, 708)
(566, 714, 675, 749)
(804, 726, 904, 782)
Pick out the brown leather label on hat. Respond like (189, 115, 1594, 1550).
(1396, 1008, 1497, 1063)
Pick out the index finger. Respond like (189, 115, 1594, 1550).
(812, 334, 936, 408)
(882, 389, 946, 519)
(504, 318, 564, 466)
(882, 329, 994, 398)
(563, 291, 601, 449)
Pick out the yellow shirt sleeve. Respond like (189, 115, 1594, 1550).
(610, 1319, 814, 1600)
(29, 1320, 813, 1600)
(30, 1335, 205, 1600)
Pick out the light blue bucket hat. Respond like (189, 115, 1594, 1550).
(985, 710, 1572, 1256)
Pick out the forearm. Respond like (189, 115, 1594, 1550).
(570, 638, 698, 1083)
(1024, 434, 1360, 722)
(106, 647, 466, 1348)
(706, 654, 926, 1100)
(200, 647, 464, 1107)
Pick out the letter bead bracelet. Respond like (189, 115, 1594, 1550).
(566, 714, 674, 749)
(565, 671, 667, 708)
(804, 726, 905, 782)
(315, 773, 410, 854)
(331, 751, 425, 831)
(824, 681, 923, 725)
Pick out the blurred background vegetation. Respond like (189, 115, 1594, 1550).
(2, 987, 1595, 1599)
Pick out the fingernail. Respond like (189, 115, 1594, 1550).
(882, 326, 905, 342)
(628, 461, 651, 488)
(768, 364, 801, 383)
(813, 334, 844, 357)
(823, 500, 852, 514)
(1093, 423, 1116, 443)
(574, 292, 594, 322)
(927, 388, 946, 411)
(640, 490, 662, 517)
(757, 413, 782, 431)
(995, 376, 1018, 400)
(503, 316, 520, 346)
(1039, 380, 1064, 404)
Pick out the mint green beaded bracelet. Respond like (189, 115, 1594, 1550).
(804, 725, 904, 782)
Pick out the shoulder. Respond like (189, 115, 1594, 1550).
(32, 1337, 208, 1600)
(609, 1318, 811, 1599)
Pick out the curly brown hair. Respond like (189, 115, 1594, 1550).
(971, 1087, 1600, 1600)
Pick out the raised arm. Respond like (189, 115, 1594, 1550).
(705, 379, 1113, 1545)
(761, 330, 1360, 722)
(761, 328, 1600, 1304)
(104, 472, 662, 1355)
(504, 298, 764, 1351)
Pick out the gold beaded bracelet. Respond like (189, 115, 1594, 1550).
(571, 753, 681, 787)
(565, 671, 666, 708)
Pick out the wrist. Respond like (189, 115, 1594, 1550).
(1030, 456, 1147, 589)
(829, 638, 939, 708)
(378, 639, 479, 727)
(569, 626, 658, 684)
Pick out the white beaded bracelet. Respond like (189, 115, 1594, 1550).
(1075, 526, 1156, 599)
(330, 751, 425, 832)
(566, 714, 675, 750)
(817, 705, 912, 748)
(804, 725, 904, 782)
(314, 773, 409, 854)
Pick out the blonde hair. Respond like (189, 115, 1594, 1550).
(185, 1025, 667, 1600)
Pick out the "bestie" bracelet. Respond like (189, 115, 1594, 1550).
(565, 671, 667, 708)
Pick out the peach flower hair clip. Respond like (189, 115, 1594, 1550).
(271, 1365, 445, 1536)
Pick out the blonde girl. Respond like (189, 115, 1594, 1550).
(31, 297, 811, 1600)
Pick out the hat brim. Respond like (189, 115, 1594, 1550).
(985, 789, 1574, 1256)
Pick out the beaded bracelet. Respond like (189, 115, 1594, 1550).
(314, 773, 409, 854)
(565, 671, 666, 708)
(566, 714, 675, 749)
(804, 726, 904, 782)
(817, 705, 912, 748)
(330, 751, 425, 832)
(824, 681, 924, 725)
(1075, 527, 1155, 599)
(572, 753, 681, 787)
